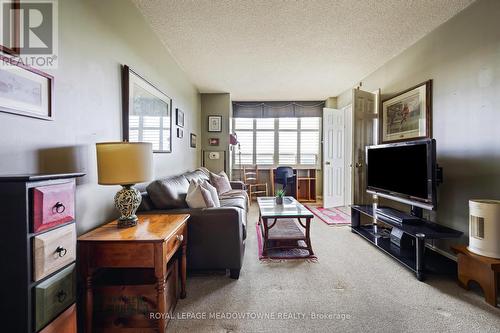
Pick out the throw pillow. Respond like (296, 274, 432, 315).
(185, 180, 216, 208)
(200, 180, 221, 207)
(209, 171, 232, 195)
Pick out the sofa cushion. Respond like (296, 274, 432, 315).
(184, 168, 210, 183)
(219, 189, 248, 201)
(186, 181, 216, 208)
(219, 196, 247, 211)
(199, 180, 220, 207)
(209, 171, 232, 195)
(146, 175, 190, 209)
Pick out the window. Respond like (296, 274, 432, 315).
(233, 117, 321, 167)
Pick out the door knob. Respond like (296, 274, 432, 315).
(325, 161, 331, 165)
(355, 163, 363, 168)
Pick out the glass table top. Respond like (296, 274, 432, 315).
(257, 197, 314, 218)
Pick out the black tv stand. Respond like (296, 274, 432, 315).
(351, 205, 463, 281)
(411, 205, 423, 218)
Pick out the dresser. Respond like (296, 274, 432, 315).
(0, 173, 84, 333)
(78, 213, 189, 332)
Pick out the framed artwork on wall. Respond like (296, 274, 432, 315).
(380, 80, 432, 143)
(209, 138, 220, 146)
(190, 133, 197, 148)
(176, 108, 184, 127)
(0, 55, 53, 120)
(208, 115, 222, 132)
(379, 80, 432, 143)
(122, 65, 172, 153)
(177, 128, 183, 138)
(0, 0, 20, 56)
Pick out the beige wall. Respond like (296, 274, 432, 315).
(336, 0, 500, 249)
(0, 0, 201, 234)
(201, 93, 232, 174)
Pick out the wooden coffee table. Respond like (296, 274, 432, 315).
(257, 197, 314, 256)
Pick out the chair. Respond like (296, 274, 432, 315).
(243, 165, 269, 203)
(274, 166, 297, 198)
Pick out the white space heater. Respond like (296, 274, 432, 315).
(468, 200, 500, 258)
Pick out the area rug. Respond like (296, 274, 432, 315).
(256, 224, 317, 262)
(305, 205, 351, 226)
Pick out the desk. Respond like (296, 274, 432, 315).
(269, 168, 317, 202)
(78, 213, 189, 332)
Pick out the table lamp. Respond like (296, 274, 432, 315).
(96, 142, 153, 228)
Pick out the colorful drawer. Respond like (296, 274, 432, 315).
(39, 304, 77, 333)
(35, 263, 76, 331)
(33, 223, 76, 281)
(33, 182, 75, 233)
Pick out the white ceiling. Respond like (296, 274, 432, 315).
(133, 0, 474, 100)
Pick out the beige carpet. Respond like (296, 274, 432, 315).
(170, 204, 500, 333)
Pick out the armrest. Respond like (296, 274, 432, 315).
(230, 181, 246, 190)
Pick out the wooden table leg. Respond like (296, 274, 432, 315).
(305, 218, 314, 255)
(85, 275, 93, 333)
(262, 217, 269, 256)
(154, 244, 167, 332)
(180, 233, 187, 299)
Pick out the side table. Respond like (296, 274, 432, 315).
(452, 245, 500, 307)
(78, 213, 189, 332)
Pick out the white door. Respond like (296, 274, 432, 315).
(352, 89, 377, 205)
(343, 104, 353, 206)
(323, 108, 345, 208)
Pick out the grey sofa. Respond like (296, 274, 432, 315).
(136, 168, 247, 279)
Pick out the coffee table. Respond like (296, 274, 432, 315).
(257, 196, 314, 256)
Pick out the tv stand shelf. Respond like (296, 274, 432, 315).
(351, 205, 463, 281)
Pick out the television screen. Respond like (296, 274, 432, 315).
(366, 140, 436, 207)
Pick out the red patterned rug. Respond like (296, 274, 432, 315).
(305, 205, 351, 226)
(256, 224, 317, 262)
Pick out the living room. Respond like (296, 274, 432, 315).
(0, 0, 499, 332)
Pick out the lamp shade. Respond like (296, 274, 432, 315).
(96, 142, 153, 185)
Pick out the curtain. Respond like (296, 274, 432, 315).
(232, 101, 324, 118)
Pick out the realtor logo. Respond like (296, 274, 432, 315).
(1, 0, 58, 68)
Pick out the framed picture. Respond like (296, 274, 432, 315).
(177, 128, 183, 138)
(190, 133, 197, 148)
(209, 138, 220, 146)
(122, 65, 172, 153)
(0, 55, 53, 120)
(380, 80, 432, 143)
(0, 0, 20, 56)
(208, 115, 222, 132)
(176, 108, 184, 127)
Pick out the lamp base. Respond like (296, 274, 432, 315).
(114, 185, 141, 228)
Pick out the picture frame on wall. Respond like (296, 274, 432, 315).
(0, 55, 54, 120)
(176, 108, 184, 127)
(122, 65, 172, 153)
(190, 133, 197, 148)
(0, 0, 20, 56)
(177, 128, 183, 138)
(208, 115, 222, 132)
(380, 80, 432, 143)
(209, 138, 220, 146)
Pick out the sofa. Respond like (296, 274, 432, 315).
(136, 168, 247, 279)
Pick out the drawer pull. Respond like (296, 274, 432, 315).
(55, 246, 67, 257)
(56, 290, 67, 303)
(176, 234, 184, 242)
(52, 202, 66, 214)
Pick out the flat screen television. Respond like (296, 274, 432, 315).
(366, 139, 438, 210)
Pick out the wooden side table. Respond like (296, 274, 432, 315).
(452, 245, 500, 307)
(78, 213, 189, 332)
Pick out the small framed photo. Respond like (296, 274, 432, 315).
(190, 133, 197, 148)
(176, 108, 184, 127)
(177, 128, 183, 138)
(209, 138, 220, 146)
(208, 115, 222, 132)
